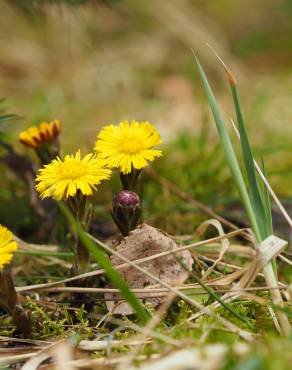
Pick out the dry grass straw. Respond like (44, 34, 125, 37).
(195, 219, 230, 280)
(2, 336, 154, 369)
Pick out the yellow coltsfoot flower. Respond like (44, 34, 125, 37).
(19, 119, 61, 148)
(0, 225, 17, 270)
(95, 120, 162, 174)
(36, 150, 111, 200)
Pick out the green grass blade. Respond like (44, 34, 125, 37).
(192, 52, 261, 242)
(258, 158, 275, 281)
(59, 202, 150, 324)
(254, 159, 276, 273)
(229, 84, 269, 239)
(16, 251, 74, 258)
(259, 157, 273, 236)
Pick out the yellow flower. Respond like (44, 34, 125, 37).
(95, 120, 162, 174)
(19, 119, 61, 148)
(36, 150, 111, 200)
(0, 225, 17, 271)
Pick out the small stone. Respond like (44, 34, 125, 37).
(105, 223, 193, 315)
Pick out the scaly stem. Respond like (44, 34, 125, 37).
(68, 192, 92, 274)
(120, 169, 141, 191)
(0, 270, 32, 337)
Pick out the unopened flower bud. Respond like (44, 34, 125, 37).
(114, 190, 140, 206)
(112, 191, 141, 236)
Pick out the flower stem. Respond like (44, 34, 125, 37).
(67, 192, 92, 274)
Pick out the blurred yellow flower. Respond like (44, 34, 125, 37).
(19, 119, 61, 148)
(95, 120, 162, 174)
(0, 225, 17, 271)
(36, 150, 111, 200)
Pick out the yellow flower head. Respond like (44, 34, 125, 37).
(95, 120, 162, 174)
(19, 119, 61, 148)
(0, 225, 17, 271)
(36, 150, 111, 200)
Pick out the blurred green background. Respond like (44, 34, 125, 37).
(0, 0, 291, 237)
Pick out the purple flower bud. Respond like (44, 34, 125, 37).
(112, 191, 141, 236)
(113, 190, 140, 207)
